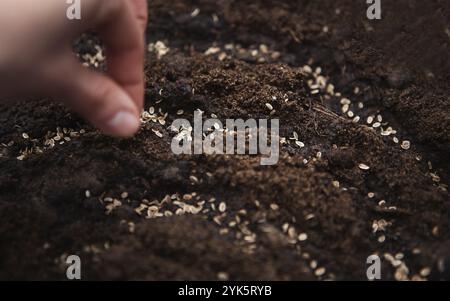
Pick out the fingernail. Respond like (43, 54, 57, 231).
(106, 111, 140, 137)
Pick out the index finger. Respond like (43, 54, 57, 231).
(91, 0, 146, 109)
(130, 0, 148, 32)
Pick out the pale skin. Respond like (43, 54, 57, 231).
(0, 0, 148, 137)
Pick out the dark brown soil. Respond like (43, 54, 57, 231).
(0, 0, 449, 280)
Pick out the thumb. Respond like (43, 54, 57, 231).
(56, 60, 141, 138)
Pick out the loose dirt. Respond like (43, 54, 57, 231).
(0, 0, 448, 280)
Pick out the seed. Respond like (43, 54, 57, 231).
(204, 47, 220, 55)
(288, 227, 297, 239)
(378, 235, 386, 243)
(340, 98, 351, 105)
(393, 137, 399, 143)
(191, 8, 200, 17)
(372, 122, 381, 128)
(432, 226, 439, 236)
(265, 103, 274, 111)
(22, 133, 29, 139)
(302, 65, 313, 74)
(85, 190, 91, 198)
(401, 140, 411, 150)
(315, 267, 326, 277)
(367, 116, 374, 124)
(152, 129, 163, 138)
(217, 272, 229, 281)
(219, 202, 227, 213)
(420, 267, 431, 277)
(412, 248, 421, 255)
(358, 163, 370, 170)
(298, 233, 308, 241)
(341, 104, 349, 113)
(305, 213, 315, 220)
(270, 203, 279, 210)
(121, 192, 128, 199)
(295, 141, 305, 148)
(352, 116, 360, 123)
(332, 180, 340, 188)
(368, 192, 375, 198)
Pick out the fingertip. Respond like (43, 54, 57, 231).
(103, 110, 140, 138)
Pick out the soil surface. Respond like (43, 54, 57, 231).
(0, 0, 449, 280)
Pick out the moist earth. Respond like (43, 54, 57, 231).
(0, 0, 449, 280)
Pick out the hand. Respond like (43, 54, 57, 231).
(0, 0, 148, 137)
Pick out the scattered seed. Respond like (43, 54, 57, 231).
(295, 141, 305, 148)
(22, 133, 29, 139)
(217, 272, 229, 281)
(152, 129, 163, 138)
(372, 122, 381, 128)
(85, 190, 91, 198)
(305, 214, 315, 220)
(358, 163, 370, 170)
(420, 267, 431, 277)
(270, 203, 279, 210)
(302, 65, 313, 74)
(368, 192, 375, 198)
(298, 233, 308, 241)
(432, 226, 439, 236)
(412, 248, 421, 255)
(367, 116, 374, 124)
(401, 140, 411, 150)
(315, 267, 326, 277)
(341, 104, 349, 113)
(340, 98, 351, 105)
(265, 103, 274, 111)
(288, 227, 297, 239)
(218, 202, 227, 213)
